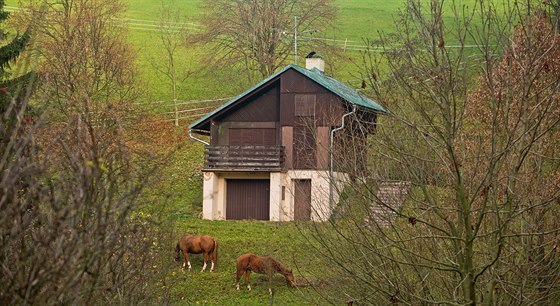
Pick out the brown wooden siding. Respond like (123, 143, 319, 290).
(279, 93, 295, 126)
(281, 126, 293, 169)
(294, 94, 316, 116)
(293, 126, 316, 169)
(314, 94, 346, 126)
(226, 179, 270, 220)
(280, 69, 308, 93)
(210, 120, 218, 146)
(217, 122, 277, 145)
(294, 179, 311, 220)
(280, 69, 325, 93)
(332, 126, 369, 176)
(221, 85, 279, 122)
(316, 127, 330, 170)
(279, 70, 346, 127)
(229, 128, 276, 146)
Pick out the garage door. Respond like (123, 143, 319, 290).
(226, 179, 270, 220)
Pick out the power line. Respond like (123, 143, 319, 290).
(133, 97, 231, 106)
(119, 17, 201, 28)
(159, 106, 217, 115)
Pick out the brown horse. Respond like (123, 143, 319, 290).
(175, 234, 218, 272)
(236, 253, 295, 295)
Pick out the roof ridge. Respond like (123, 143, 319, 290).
(189, 64, 386, 130)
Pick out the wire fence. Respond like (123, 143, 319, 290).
(6, 5, 492, 52)
(134, 97, 232, 126)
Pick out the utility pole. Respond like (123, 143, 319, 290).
(294, 16, 298, 64)
(290, 16, 317, 65)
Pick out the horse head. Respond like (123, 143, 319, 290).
(285, 269, 295, 287)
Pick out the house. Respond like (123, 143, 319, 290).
(188, 58, 385, 221)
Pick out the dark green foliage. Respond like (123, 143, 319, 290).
(0, 0, 31, 114)
(0, 0, 29, 75)
(0, 30, 29, 74)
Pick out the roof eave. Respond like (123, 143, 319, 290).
(188, 64, 388, 130)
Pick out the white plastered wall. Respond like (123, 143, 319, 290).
(202, 172, 219, 220)
(277, 170, 348, 221)
(202, 170, 347, 221)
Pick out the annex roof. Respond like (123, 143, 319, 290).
(189, 64, 386, 131)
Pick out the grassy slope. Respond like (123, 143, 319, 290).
(168, 218, 331, 305)
(120, 0, 483, 103)
(5, 0, 490, 304)
(105, 0, 408, 104)
(6, 0, 484, 103)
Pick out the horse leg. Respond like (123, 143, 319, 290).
(201, 253, 208, 272)
(236, 268, 243, 291)
(181, 250, 188, 272)
(268, 274, 273, 295)
(184, 251, 192, 271)
(244, 271, 252, 291)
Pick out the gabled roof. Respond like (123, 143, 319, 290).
(189, 64, 386, 130)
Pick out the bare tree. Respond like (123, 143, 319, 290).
(196, 0, 337, 79)
(298, 1, 560, 305)
(0, 1, 174, 304)
(152, 1, 194, 126)
(26, 0, 137, 119)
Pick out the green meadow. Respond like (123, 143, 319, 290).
(125, 0, 489, 105)
(167, 218, 332, 305)
(120, 0, 405, 104)
(5, 0, 487, 104)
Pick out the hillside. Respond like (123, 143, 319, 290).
(4, 0, 554, 305)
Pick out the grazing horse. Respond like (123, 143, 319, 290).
(175, 234, 218, 272)
(236, 253, 295, 295)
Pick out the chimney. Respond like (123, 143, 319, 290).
(305, 57, 324, 72)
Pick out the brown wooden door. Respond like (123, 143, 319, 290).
(226, 179, 270, 220)
(294, 179, 311, 220)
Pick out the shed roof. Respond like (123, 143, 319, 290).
(189, 64, 386, 130)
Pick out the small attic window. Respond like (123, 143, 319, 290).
(295, 94, 316, 117)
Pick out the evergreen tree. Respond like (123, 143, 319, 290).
(0, 0, 30, 113)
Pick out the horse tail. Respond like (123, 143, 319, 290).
(212, 239, 218, 267)
(175, 243, 181, 258)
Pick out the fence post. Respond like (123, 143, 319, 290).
(174, 98, 179, 126)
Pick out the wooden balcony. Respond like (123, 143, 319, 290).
(204, 145, 285, 172)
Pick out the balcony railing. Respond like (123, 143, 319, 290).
(204, 145, 285, 171)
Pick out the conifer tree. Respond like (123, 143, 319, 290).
(0, 0, 30, 113)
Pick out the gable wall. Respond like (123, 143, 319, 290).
(212, 85, 280, 146)
(279, 69, 345, 127)
(222, 85, 279, 122)
(279, 69, 347, 170)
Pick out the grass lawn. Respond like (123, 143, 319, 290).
(166, 217, 333, 305)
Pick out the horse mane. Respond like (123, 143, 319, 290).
(270, 257, 291, 275)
